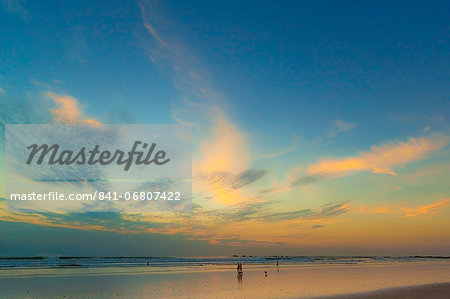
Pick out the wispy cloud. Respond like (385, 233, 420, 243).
(139, 0, 249, 173)
(0, 198, 350, 247)
(139, 0, 226, 126)
(254, 146, 297, 161)
(205, 200, 350, 223)
(311, 224, 325, 229)
(1, 0, 29, 20)
(190, 112, 256, 205)
(328, 119, 355, 138)
(140, 1, 261, 206)
(356, 198, 450, 217)
(0, 92, 51, 143)
(263, 202, 349, 222)
(195, 113, 250, 174)
(355, 205, 393, 214)
(196, 169, 266, 191)
(292, 135, 449, 185)
(401, 198, 450, 217)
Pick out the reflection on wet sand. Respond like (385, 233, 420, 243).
(237, 273, 242, 287)
(1, 262, 450, 298)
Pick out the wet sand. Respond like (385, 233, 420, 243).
(332, 282, 450, 298)
(0, 261, 449, 298)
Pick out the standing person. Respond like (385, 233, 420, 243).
(237, 262, 243, 275)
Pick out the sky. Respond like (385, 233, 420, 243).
(0, 0, 449, 256)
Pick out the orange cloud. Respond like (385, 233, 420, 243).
(401, 198, 450, 217)
(356, 205, 393, 214)
(307, 136, 448, 177)
(196, 112, 249, 174)
(356, 198, 450, 218)
(46, 91, 100, 125)
(192, 111, 252, 205)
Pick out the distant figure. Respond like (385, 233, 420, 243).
(237, 262, 243, 275)
(264, 271, 268, 277)
(146, 262, 149, 266)
(276, 261, 279, 266)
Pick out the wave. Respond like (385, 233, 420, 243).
(0, 255, 448, 270)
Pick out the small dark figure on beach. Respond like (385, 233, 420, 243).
(276, 261, 279, 266)
(264, 271, 267, 277)
(147, 262, 149, 266)
(237, 262, 243, 275)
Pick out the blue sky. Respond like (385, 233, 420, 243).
(2, 1, 448, 133)
(0, 0, 449, 256)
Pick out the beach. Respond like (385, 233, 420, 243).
(336, 283, 450, 299)
(1, 260, 449, 298)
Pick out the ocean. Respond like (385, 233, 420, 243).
(1, 256, 448, 270)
